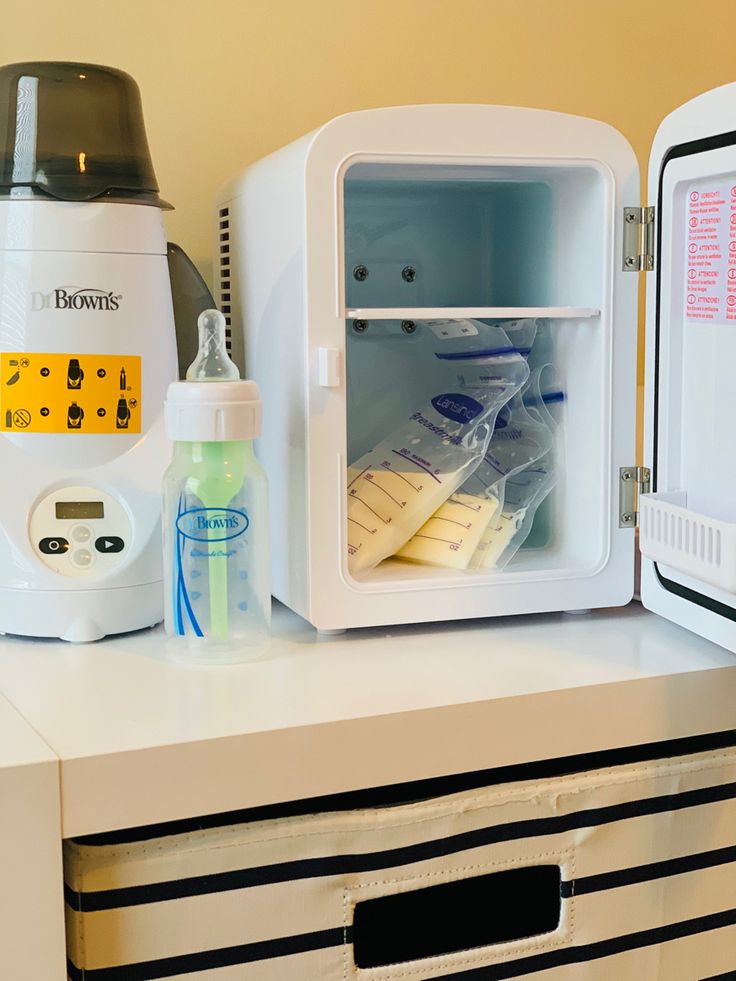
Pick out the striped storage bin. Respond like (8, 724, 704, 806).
(64, 741, 736, 980)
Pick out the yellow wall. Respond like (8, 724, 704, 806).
(2, 0, 736, 378)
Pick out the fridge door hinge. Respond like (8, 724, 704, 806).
(619, 466, 651, 528)
(623, 207, 655, 271)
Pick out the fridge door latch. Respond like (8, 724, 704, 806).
(622, 207, 655, 272)
(619, 466, 651, 528)
(317, 347, 341, 387)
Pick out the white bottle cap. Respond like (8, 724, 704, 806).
(165, 379, 262, 442)
(165, 308, 263, 442)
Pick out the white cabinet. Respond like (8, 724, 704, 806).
(0, 604, 735, 978)
(0, 692, 65, 979)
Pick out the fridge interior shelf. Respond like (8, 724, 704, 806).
(639, 492, 736, 594)
(345, 307, 601, 321)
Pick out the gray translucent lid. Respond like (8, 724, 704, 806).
(0, 61, 165, 204)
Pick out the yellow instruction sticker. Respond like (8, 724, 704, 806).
(0, 353, 141, 434)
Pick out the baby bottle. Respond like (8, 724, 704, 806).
(162, 310, 270, 662)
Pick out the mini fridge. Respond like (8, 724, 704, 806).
(216, 83, 736, 649)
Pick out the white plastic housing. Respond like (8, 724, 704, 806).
(219, 105, 639, 630)
(0, 199, 178, 641)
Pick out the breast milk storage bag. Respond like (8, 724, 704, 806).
(346, 320, 529, 573)
(219, 87, 736, 652)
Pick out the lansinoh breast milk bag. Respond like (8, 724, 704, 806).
(346, 322, 529, 574)
(471, 365, 562, 570)
(398, 391, 554, 569)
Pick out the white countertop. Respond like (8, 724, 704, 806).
(0, 602, 734, 836)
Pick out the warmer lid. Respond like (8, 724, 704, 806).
(0, 61, 163, 203)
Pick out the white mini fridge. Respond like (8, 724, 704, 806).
(216, 83, 736, 649)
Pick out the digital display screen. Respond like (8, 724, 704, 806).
(55, 501, 104, 520)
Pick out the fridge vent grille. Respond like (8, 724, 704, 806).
(639, 493, 736, 593)
(218, 206, 232, 352)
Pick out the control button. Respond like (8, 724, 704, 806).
(95, 536, 124, 554)
(72, 548, 94, 568)
(39, 537, 69, 555)
(71, 525, 92, 543)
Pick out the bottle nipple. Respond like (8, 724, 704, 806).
(186, 309, 240, 382)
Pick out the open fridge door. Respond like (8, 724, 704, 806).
(641, 82, 736, 653)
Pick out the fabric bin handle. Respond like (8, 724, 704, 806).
(353, 864, 562, 968)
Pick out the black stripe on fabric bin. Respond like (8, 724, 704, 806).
(66, 926, 348, 981)
(436, 907, 736, 980)
(66, 779, 736, 912)
(66, 907, 736, 981)
(561, 842, 736, 899)
(700, 972, 736, 980)
(71, 729, 736, 847)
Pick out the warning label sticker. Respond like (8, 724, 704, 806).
(685, 181, 736, 323)
(0, 353, 141, 434)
